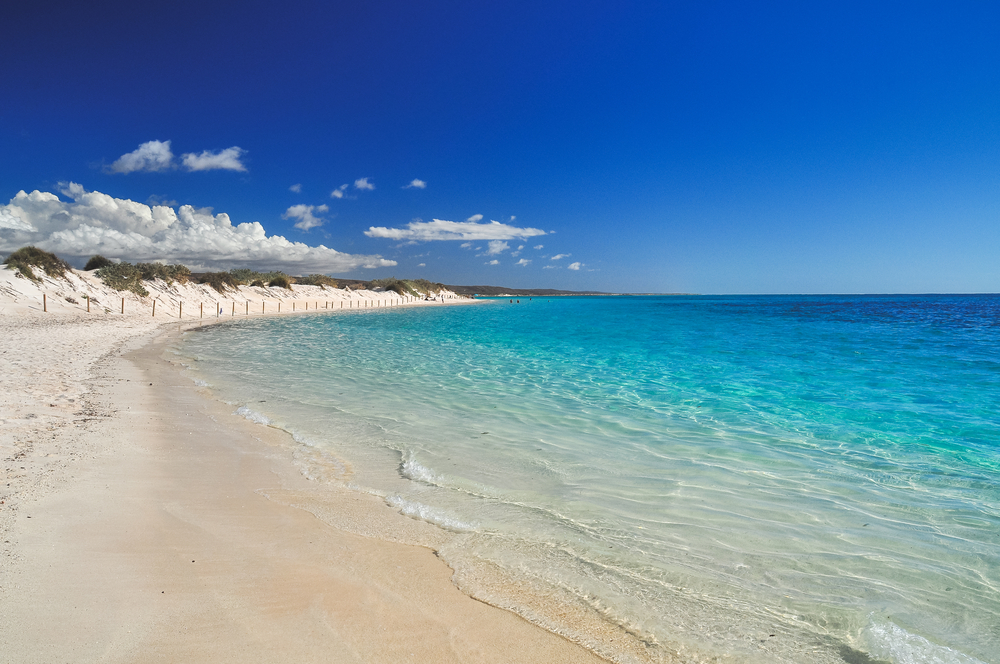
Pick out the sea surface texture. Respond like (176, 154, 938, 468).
(176, 295, 1000, 664)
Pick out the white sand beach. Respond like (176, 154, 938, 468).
(0, 266, 604, 663)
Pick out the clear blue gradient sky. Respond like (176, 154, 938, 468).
(2, 1, 998, 293)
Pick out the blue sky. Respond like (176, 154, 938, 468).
(2, 0, 998, 293)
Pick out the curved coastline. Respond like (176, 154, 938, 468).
(1, 269, 604, 663)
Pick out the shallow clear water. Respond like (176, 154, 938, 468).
(176, 295, 1000, 664)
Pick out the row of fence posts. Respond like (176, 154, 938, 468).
(37, 294, 418, 316)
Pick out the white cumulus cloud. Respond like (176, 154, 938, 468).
(354, 177, 375, 190)
(551, 253, 570, 260)
(467, 214, 483, 222)
(0, 184, 394, 273)
(534, 244, 543, 250)
(516, 259, 531, 266)
(108, 140, 175, 173)
(365, 218, 546, 242)
(568, 262, 582, 270)
(486, 240, 509, 255)
(331, 184, 349, 199)
(283, 204, 329, 231)
(404, 179, 427, 189)
(486, 259, 499, 265)
(181, 146, 247, 172)
(290, 183, 302, 193)
(460, 242, 473, 249)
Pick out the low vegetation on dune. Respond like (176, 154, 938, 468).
(194, 269, 293, 294)
(296, 274, 338, 289)
(3, 246, 72, 282)
(367, 277, 444, 296)
(267, 275, 292, 289)
(95, 261, 191, 296)
(194, 271, 239, 294)
(95, 261, 150, 297)
(3, 246, 447, 299)
(406, 278, 445, 295)
(229, 268, 294, 286)
(137, 262, 191, 284)
(83, 254, 114, 271)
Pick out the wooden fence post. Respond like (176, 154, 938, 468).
(86, 294, 90, 312)
(121, 297, 125, 314)
(262, 301, 265, 313)
(43, 293, 47, 312)
(152, 300, 156, 316)
(179, 302, 182, 318)
(232, 302, 235, 316)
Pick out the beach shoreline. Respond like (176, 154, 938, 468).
(0, 269, 606, 663)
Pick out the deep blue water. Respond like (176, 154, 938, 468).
(177, 295, 1000, 664)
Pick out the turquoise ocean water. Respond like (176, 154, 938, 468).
(175, 295, 999, 664)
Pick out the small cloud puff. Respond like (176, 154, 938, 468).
(108, 140, 175, 174)
(0, 183, 394, 273)
(486, 240, 509, 255)
(460, 242, 473, 249)
(181, 146, 247, 172)
(534, 245, 543, 250)
(354, 177, 375, 191)
(543, 265, 557, 269)
(404, 179, 427, 189)
(516, 259, 531, 266)
(108, 140, 247, 173)
(551, 253, 570, 260)
(568, 262, 582, 270)
(331, 184, 349, 199)
(486, 259, 499, 265)
(467, 214, 483, 222)
(365, 218, 546, 242)
(283, 204, 329, 231)
(418, 262, 426, 267)
(290, 184, 302, 193)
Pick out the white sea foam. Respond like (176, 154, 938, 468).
(386, 495, 475, 532)
(192, 378, 210, 387)
(401, 452, 440, 484)
(235, 405, 271, 425)
(862, 619, 987, 664)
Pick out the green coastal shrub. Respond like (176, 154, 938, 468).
(268, 275, 293, 289)
(369, 277, 414, 296)
(196, 271, 239, 294)
(229, 268, 293, 286)
(3, 246, 71, 281)
(84, 254, 114, 271)
(408, 278, 444, 294)
(137, 262, 191, 284)
(296, 274, 338, 289)
(96, 261, 149, 297)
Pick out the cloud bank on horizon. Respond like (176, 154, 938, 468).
(108, 140, 247, 174)
(0, 183, 395, 273)
(365, 218, 547, 242)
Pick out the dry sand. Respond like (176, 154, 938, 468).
(0, 267, 602, 663)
